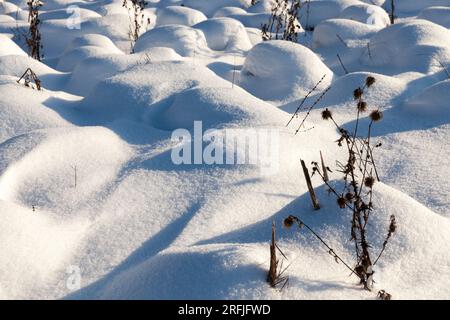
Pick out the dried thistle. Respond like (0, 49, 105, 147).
(26, 0, 43, 61)
(377, 290, 392, 300)
(370, 110, 383, 122)
(283, 216, 296, 228)
(122, 0, 149, 53)
(337, 196, 346, 209)
(302, 76, 395, 291)
(357, 101, 367, 112)
(345, 192, 354, 202)
(364, 176, 375, 188)
(366, 76, 376, 88)
(353, 87, 363, 100)
(321, 108, 333, 120)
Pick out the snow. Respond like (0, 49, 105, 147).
(418, 6, 450, 28)
(0, 0, 449, 300)
(385, 0, 450, 13)
(134, 24, 208, 56)
(194, 18, 253, 52)
(313, 18, 380, 48)
(362, 20, 450, 74)
(402, 80, 450, 117)
(298, 0, 359, 29)
(155, 6, 207, 27)
(0, 34, 27, 56)
(339, 4, 390, 27)
(239, 40, 334, 103)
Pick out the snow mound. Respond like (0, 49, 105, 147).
(298, 0, 359, 29)
(213, 7, 271, 29)
(385, 0, 450, 13)
(0, 200, 88, 299)
(71, 244, 270, 300)
(67, 47, 182, 96)
(147, 86, 286, 130)
(79, 61, 230, 122)
(40, 8, 101, 22)
(0, 1, 19, 15)
(0, 82, 72, 143)
(156, 5, 207, 26)
(418, 6, 450, 28)
(213, 7, 247, 17)
(64, 34, 123, 53)
(183, 0, 250, 17)
(362, 20, 450, 73)
(57, 34, 124, 71)
(134, 24, 208, 57)
(0, 54, 61, 79)
(70, 182, 450, 299)
(193, 18, 253, 52)
(402, 79, 450, 117)
(239, 40, 334, 102)
(0, 14, 14, 23)
(0, 34, 27, 57)
(339, 4, 391, 27)
(313, 71, 406, 110)
(0, 127, 132, 214)
(313, 19, 380, 48)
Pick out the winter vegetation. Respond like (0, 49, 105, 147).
(0, 0, 449, 300)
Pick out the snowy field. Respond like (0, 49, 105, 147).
(0, 0, 449, 300)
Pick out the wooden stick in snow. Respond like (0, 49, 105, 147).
(267, 221, 277, 287)
(320, 151, 329, 182)
(301, 159, 320, 210)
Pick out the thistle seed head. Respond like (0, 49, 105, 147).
(322, 108, 333, 120)
(370, 110, 383, 122)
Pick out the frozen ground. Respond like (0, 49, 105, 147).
(0, 0, 449, 300)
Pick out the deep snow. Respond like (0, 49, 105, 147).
(0, 0, 449, 300)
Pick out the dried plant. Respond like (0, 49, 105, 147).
(26, 0, 43, 61)
(17, 68, 41, 90)
(122, 0, 149, 53)
(267, 222, 290, 290)
(377, 290, 392, 300)
(286, 76, 397, 292)
(389, 0, 395, 24)
(262, 0, 302, 42)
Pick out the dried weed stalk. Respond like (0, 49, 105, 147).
(17, 68, 41, 90)
(262, 0, 302, 42)
(26, 0, 43, 61)
(285, 76, 397, 294)
(122, 0, 149, 52)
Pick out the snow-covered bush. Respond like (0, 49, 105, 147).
(239, 40, 333, 102)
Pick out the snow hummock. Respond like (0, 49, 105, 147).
(385, 0, 450, 13)
(239, 40, 334, 103)
(194, 17, 253, 52)
(155, 6, 207, 27)
(313, 18, 380, 48)
(339, 3, 391, 27)
(418, 6, 450, 28)
(362, 20, 450, 73)
(402, 79, 450, 117)
(0, 34, 27, 57)
(134, 24, 208, 56)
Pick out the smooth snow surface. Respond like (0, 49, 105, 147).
(0, 0, 449, 300)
